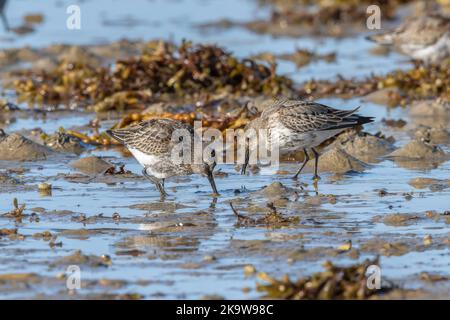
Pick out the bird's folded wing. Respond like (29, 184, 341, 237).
(108, 119, 193, 155)
(275, 101, 361, 133)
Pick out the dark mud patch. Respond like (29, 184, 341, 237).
(389, 140, 447, 160)
(414, 126, 450, 144)
(408, 178, 449, 191)
(358, 235, 448, 257)
(51, 250, 112, 268)
(129, 202, 191, 212)
(0, 132, 55, 161)
(363, 88, 402, 107)
(58, 228, 115, 240)
(254, 182, 296, 200)
(313, 147, 367, 173)
(380, 213, 421, 227)
(276, 49, 336, 68)
(58, 171, 142, 185)
(70, 156, 115, 175)
(410, 99, 449, 118)
(329, 130, 396, 163)
(0, 172, 19, 185)
(115, 234, 201, 258)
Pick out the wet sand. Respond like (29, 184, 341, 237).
(0, 0, 449, 299)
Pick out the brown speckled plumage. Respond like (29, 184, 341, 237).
(242, 98, 374, 179)
(107, 118, 194, 155)
(261, 98, 367, 133)
(107, 118, 218, 197)
(368, 13, 450, 64)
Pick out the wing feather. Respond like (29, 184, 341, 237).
(107, 119, 194, 155)
(265, 99, 372, 133)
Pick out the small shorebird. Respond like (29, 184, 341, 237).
(367, 13, 450, 64)
(241, 98, 374, 180)
(107, 118, 218, 198)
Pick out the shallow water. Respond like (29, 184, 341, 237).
(0, 0, 449, 299)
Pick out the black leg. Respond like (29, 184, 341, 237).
(293, 148, 309, 179)
(206, 163, 219, 196)
(241, 138, 250, 175)
(1, 12, 9, 31)
(311, 148, 321, 181)
(142, 168, 168, 198)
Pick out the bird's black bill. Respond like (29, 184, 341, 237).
(241, 142, 249, 175)
(206, 163, 219, 196)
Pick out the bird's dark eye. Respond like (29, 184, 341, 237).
(211, 149, 216, 158)
(179, 136, 183, 142)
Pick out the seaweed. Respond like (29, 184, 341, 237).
(8, 40, 293, 110)
(230, 202, 299, 227)
(256, 257, 393, 299)
(301, 60, 450, 104)
(2, 198, 26, 220)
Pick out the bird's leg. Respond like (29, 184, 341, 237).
(209, 197, 218, 210)
(313, 179, 319, 195)
(240, 138, 250, 175)
(311, 147, 321, 181)
(293, 148, 310, 180)
(206, 163, 219, 196)
(161, 179, 165, 189)
(142, 168, 168, 198)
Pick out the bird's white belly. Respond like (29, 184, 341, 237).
(144, 166, 168, 180)
(129, 148, 160, 167)
(129, 147, 189, 179)
(402, 33, 450, 63)
(271, 127, 345, 154)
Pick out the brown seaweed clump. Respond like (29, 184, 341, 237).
(2, 198, 26, 219)
(230, 202, 299, 227)
(256, 258, 392, 299)
(301, 59, 450, 104)
(64, 99, 255, 146)
(8, 40, 293, 111)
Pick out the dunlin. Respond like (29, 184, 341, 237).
(367, 13, 450, 64)
(107, 118, 218, 198)
(241, 98, 374, 180)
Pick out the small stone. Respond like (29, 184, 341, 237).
(38, 183, 52, 190)
(244, 264, 256, 276)
(338, 240, 352, 252)
(203, 255, 216, 262)
(424, 235, 432, 246)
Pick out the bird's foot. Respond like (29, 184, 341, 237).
(312, 174, 321, 181)
(159, 193, 168, 201)
(157, 187, 169, 200)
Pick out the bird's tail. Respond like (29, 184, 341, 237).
(354, 115, 375, 126)
(344, 107, 374, 126)
(325, 107, 374, 131)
